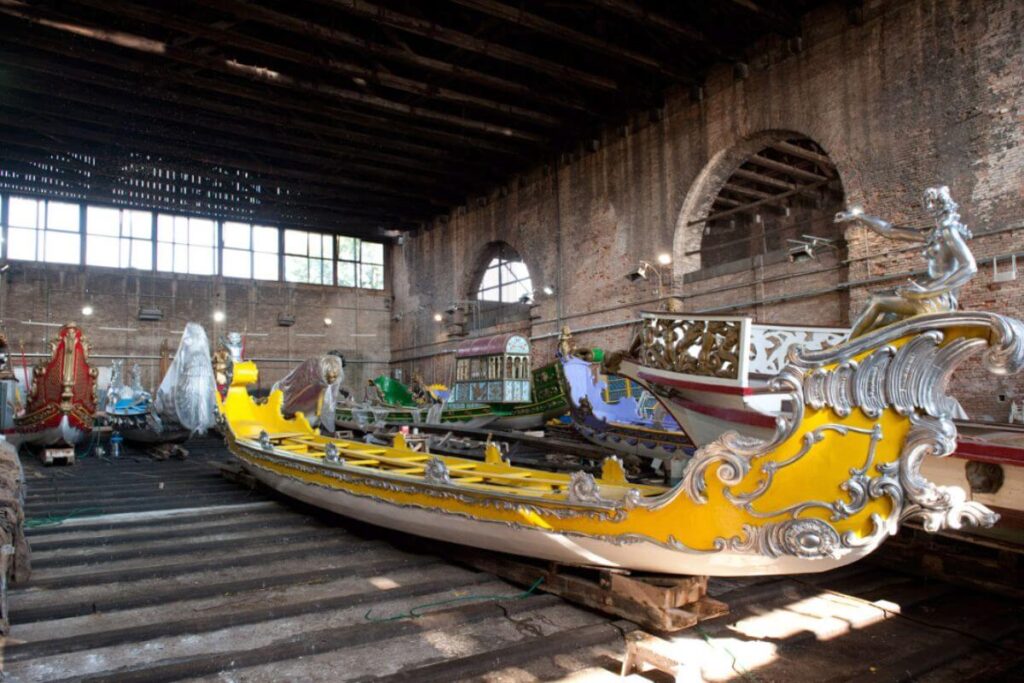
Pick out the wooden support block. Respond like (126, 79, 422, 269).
(621, 631, 702, 683)
(452, 550, 728, 632)
(215, 462, 258, 490)
(39, 447, 75, 466)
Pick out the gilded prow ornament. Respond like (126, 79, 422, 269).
(836, 186, 976, 338)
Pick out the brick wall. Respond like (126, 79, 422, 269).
(0, 262, 391, 394)
(391, 0, 1024, 420)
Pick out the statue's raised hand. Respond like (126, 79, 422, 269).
(834, 209, 863, 224)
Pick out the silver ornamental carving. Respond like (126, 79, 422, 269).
(684, 309, 1024, 562)
(568, 471, 608, 505)
(423, 456, 451, 485)
(748, 326, 848, 376)
(258, 430, 272, 451)
(324, 442, 341, 464)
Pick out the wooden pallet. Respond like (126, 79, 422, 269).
(454, 550, 728, 632)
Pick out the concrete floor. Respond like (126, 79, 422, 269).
(4, 438, 1023, 682)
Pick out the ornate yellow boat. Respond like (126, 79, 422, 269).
(219, 304, 1024, 575)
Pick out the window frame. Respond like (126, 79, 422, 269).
(336, 236, 385, 290)
(283, 228, 334, 286)
(85, 205, 154, 271)
(156, 213, 219, 276)
(476, 253, 532, 303)
(221, 221, 280, 281)
(5, 195, 83, 265)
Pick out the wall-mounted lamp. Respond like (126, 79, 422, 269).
(323, 317, 333, 326)
(81, 305, 94, 317)
(213, 310, 226, 323)
(657, 253, 673, 266)
(433, 313, 443, 322)
(787, 235, 838, 263)
(626, 260, 666, 299)
(541, 285, 555, 296)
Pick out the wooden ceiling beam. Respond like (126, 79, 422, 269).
(0, 139, 435, 215)
(689, 179, 831, 226)
(722, 182, 775, 201)
(726, 0, 799, 36)
(311, 0, 619, 91)
(0, 31, 531, 160)
(585, 0, 733, 61)
(729, 167, 797, 192)
(0, 147, 419, 236)
(746, 154, 830, 184)
(449, 0, 693, 82)
(2, 73, 493, 182)
(769, 140, 836, 168)
(0, 3, 548, 143)
(202, 0, 592, 113)
(65, 0, 562, 129)
(0, 47, 506, 169)
(0, 96, 460, 194)
(0, 113, 454, 203)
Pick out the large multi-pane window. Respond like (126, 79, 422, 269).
(336, 236, 384, 290)
(85, 206, 153, 270)
(6, 196, 81, 264)
(477, 255, 532, 303)
(1, 194, 385, 289)
(156, 214, 217, 275)
(284, 229, 333, 285)
(222, 222, 279, 281)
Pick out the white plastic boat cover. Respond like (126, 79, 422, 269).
(272, 355, 344, 431)
(154, 323, 218, 434)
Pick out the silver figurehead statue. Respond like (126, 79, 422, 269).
(836, 186, 977, 338)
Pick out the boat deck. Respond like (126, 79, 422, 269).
(248, 430, 666, 502)
(6, 437, 1023, 681)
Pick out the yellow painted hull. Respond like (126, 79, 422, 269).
(223, 400, 895, 575)
(218, 312, 1022, 576)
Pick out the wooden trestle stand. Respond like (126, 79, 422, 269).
(454, 550, 728, 632)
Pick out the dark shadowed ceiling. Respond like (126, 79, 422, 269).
(0, 0, 825, 239)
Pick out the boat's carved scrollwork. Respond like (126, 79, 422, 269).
(748, 326, 848, 376)
(899, 415, 999, 532)
(568, 471, 611, 505)
(636, 318, 742, 380)
(685, 310, 1024, 561)
(424, 456, 452, 485)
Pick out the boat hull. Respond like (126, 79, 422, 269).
(6, 414, 87, 449)
(557, 354, 692, 460)
(223, 307, 1022, 580)
(232, 441, 857, 576)
(628, 363, 779, 446)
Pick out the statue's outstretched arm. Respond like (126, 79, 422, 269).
(835, 210, 924, 242)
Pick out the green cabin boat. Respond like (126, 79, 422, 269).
(336, 334, 567, 430)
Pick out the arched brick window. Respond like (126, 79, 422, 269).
(475, 244, 533, 304)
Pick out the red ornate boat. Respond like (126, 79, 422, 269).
(7, 323, 98, 449)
